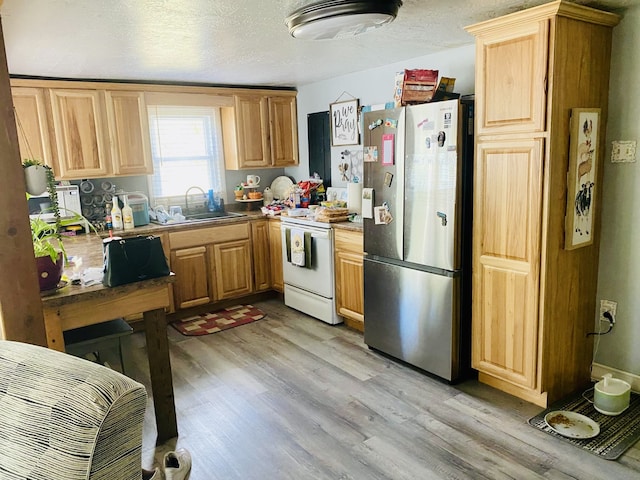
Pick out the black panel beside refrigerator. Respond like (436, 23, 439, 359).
(363, 96, 474, 382)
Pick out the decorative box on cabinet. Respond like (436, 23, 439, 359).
(466, 0, 619, 407)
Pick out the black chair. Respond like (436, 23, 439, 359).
(64, 318, 133, 374)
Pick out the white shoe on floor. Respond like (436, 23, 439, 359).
(142, 467, 164, 480)
(163, 448, 192, 480)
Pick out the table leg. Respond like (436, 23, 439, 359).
(42, 308, 65, 352)
(143, 307, 178, 444)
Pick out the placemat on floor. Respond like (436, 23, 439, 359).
(171, 305, 265, 336)
(528, 387, 640, 460)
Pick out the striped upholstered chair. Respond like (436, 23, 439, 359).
(0, 340, 147, 479)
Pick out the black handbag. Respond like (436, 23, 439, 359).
(102, 235, 170, 287)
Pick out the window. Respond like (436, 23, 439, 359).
(147, 105, 226, 200)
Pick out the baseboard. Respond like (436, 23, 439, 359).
(591, 363, 640, 392)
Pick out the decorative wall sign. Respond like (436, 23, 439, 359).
(330, 99, 360, 146)
(565, 108, 600, 250)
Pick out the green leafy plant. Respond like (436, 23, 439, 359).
(23, 160, 92, 262)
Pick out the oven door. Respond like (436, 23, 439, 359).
(281, 223, 334, 298)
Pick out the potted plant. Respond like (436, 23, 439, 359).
(23, 158, 51, 196)
(24, 160, 88, 291)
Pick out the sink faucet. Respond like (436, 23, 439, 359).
(184, 186, 206, 215)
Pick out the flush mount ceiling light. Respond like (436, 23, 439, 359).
(286, 0, 403, 40)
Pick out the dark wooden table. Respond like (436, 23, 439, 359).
(41, 234, 178, 444)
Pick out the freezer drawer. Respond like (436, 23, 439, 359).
(364, 258, 461, 381)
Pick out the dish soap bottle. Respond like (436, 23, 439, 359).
(105, 203, 113, 235)
(111, 196, 124, 231)
(122, 195, 135, 230)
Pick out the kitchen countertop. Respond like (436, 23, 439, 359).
(59, 209, 361, 277)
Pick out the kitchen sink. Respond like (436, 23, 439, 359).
(184, 211, 246, 221)
(151, 211, 246, 225)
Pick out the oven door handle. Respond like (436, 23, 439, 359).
(282, 225, 331, 239)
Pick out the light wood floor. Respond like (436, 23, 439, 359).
(121, 298, 640, 479)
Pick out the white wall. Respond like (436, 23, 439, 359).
(286, 44, 476, 184)
(595, 5, 640, 378)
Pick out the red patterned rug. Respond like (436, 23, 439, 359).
(171, 305, 266, 336)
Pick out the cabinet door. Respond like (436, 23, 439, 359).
(105, 91, 153, 176)
(268, 220, 283, 292)
(11, 87, 54, 170)
(475, 20, 549, 135)
(49, 89, 111, 178)
(211, 239, 253, 300)
(334, 230, 364, 329)
(234, 94, 270, 168)
(269, 95, 298, 167)
(251, 220, 271, 292)
(171, 246, 212, 309)
(472, 138, 544, 390)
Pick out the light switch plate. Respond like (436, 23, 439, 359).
(611, 140, 636, 163)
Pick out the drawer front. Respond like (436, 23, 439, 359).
(169, 222, 249, 250)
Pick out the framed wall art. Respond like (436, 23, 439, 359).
(565, 108, 600, 250)
(330, 99, 360, 146)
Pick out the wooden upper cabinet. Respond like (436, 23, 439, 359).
(470, 19, 549, 135)
(11, 87, 54, 169)
(231, 94, 271, 168)
(223, 92, 299, 170)
(104, 91, 153, 176)
(269, 95, 299, 167)
(48, 89, 111, 179)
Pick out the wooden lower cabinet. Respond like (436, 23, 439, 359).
(210, 240, 253, 300)
(169, 222, 254, 309)
(170, 246, 212, 309)
(268, 219, 283, 292)
(334, 229, 364, 331)
(251, 220, 271, 292)
(472, 138, 543, 392)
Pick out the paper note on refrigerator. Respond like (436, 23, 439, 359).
(382, 134, 394, 165)
(362, 188, 374, 219)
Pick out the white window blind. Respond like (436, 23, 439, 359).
(148, 105, 226, 199)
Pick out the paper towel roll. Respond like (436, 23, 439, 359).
(347, 182, 362, 214)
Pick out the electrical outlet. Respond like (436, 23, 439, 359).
(600, 300, 618, 323)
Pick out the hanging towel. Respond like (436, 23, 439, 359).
(285, 228, 313, 268)
(291, 228, 305, 267)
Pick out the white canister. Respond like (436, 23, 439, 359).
(263, 186, 274, 206)
(594, 374, 631, 415)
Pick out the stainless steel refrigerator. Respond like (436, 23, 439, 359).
(362, 97, 474, 382)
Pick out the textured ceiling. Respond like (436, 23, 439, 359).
(1, 0, 637, 87)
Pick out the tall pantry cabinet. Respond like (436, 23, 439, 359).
(466, 1, 619, 407)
